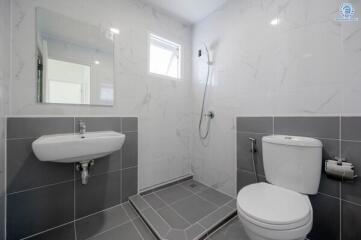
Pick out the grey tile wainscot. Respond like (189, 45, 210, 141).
(236, 117, 273, 134)
(7, 182, 74, 239)
(274, 117, 339, 139)
(7, 117, 74, 139)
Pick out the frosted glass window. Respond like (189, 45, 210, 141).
(149, 34, 181, 79)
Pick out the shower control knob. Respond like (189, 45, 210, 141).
(206, 111, 215, 119)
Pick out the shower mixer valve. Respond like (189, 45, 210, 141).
(205, 111, 215, 119)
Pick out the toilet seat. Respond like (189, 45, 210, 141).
(237, 182, 312, 231)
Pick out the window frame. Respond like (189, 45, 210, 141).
(147, 33, 182, 80)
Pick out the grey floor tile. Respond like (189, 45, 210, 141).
(27, 223, 75, 240)
(123, 202, 139, 220)
(172, 195, 217, 224)
(143, 193, 167, 210)
(76, 171, 121, 218)
(76, 205, 130, 240)
(7, 138, 74, 193)
(197, 188, 233, 207)
(208, 218, 249, 240)
(226, 199, 236, 209)
(88, 222, 142, 240)
(185, 223, 205, 240)
(166, 229, 186, 240)
(181, 180, 209, 194)
(130, 195, 150, 211)
(156, 185, 193, 204)
(133, 218, 157, 240)
(7, 182, 74, 240)
(157, 206, 190, 230)
(199, 206, 235, 229)
(142, 208, 170, 238)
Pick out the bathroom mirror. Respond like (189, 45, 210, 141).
(36, 8, 115, 106)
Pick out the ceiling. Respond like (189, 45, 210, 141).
(142, 0, 228, 24)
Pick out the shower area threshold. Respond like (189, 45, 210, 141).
(129, 179, 236, 240)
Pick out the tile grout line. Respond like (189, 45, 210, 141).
(130, 220, 145, 240)
(7, 179, 75, 195)
(153, 190, 193, 226)
(20, 220, 76, 240)
(83, 219, 132, 240)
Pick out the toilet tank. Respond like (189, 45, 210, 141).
(262, 135, 322, 194)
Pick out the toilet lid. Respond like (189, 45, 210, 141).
(237, 183, 311, 226)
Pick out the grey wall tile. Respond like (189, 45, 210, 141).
(7, 182, 74, 240)
(236, 169, 257, 193)
(341, 117, 361, 141)
(318, 139, 340, 197)
(199, 206, 234, 229)
(76, 205, 129, 240)
(274, 117, 339, 139)
(122, 167, 138, 202)
(122, 132, 138, 169)
(237, 133, 265, 175)
(122, 117, 138, 132)
(90, 150, 121, 176)
(27, 223, 75, 240)
(341, 201, 361, 240)
(308, 194, 339, 240)
(74, 117, 121, 133)
(76, 171, 121, 218)
(7, 138, 74, 193)
(341, 141, 361, 205)
(7, 117, 74, 139)
(236, 117, 273, 134)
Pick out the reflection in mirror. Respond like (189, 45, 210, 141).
(36, 8, 115, 106)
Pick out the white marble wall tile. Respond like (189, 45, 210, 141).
(192, 0, 361, 196)
(10, 0, 193, 190)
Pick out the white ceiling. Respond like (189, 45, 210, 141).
(142, 0, 228, 24)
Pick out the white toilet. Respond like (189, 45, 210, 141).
(237, 135, 322, 240)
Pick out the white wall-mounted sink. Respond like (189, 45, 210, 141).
(32, 131, 126, 163)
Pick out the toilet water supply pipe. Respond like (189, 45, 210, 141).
(249, 138, 259, 182)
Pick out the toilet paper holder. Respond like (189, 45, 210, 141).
(325, 157, 358, 181)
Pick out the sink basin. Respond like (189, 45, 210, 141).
(32, 131, 126, 163)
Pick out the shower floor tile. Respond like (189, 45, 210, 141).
(130, 180, 236, 240)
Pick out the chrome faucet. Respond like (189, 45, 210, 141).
(79, 120, 86, 136)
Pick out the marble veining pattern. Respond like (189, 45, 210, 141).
(10, 0, 194, 190)
(191, 0, 361, 196)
